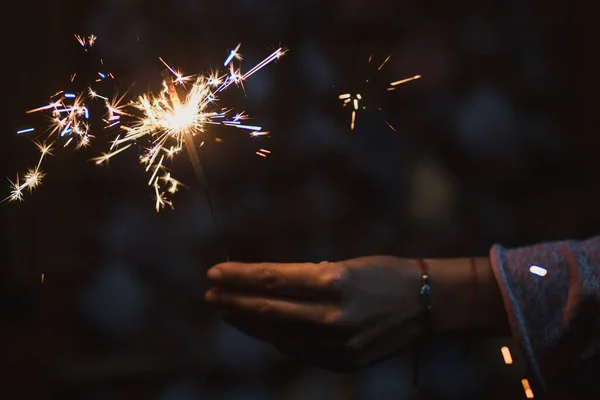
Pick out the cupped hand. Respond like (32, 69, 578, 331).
(205, 256, 426, 372)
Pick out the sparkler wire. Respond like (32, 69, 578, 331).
(160, 69, 230, 262)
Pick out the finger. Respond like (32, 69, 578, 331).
(207, 261, 344, 298)
(206, 288, 341, 325)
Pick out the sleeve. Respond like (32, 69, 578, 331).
(489, 236, 600, 393)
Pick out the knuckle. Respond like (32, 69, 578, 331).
(259, 267, 278, 290)
(318, 263, 347, 291)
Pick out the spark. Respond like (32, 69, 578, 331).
(153, 179, 173, 212)
(17, 128, 35, 135)
(338, 54, 420, 131)
(223, 123, 262, 131)
(3, 140, 53, 202)
(159, 57, 194, 86)
(207, 71, 224, 87)
(256, 148, 271, 158)
(377, 54, 392, 71)
(76, 134, 93, 149)
(41, 273, 44, 284)
(23, 169, 44, 191)
(389, 74, 421, 88)
(110, 135, 121, 151)
(105, 92, 130, 124)
(34, 141, 54, 160)
(90, 144, 132, 165)
(74, 34, 97, 51)
(385, 120, 396, 132)
(89, 88, 108, 100)
(160, 172, 183, 194)
(217, 47, 286, 93)
(5, 177, 24, 202)
(74, 34, 86, 47)
(26, 102, 61, 114)
(500, 346, 513, 364)
(224, 43, 243, 66)
(3, 169, 46, 203)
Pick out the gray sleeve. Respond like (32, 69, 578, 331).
(489, 236, 600, 393)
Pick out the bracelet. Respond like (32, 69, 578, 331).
(413, 259, 433, 387)
(418, 260, 432, 311)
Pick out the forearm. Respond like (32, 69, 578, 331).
(406, 257, 510, 335)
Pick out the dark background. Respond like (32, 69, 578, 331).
(1, 0, 598, 398)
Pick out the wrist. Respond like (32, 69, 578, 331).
(426, 258, 473, 334)
(413, 257, 508, 335)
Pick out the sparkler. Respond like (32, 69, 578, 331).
(338, 53, 420, 131)
(161, 67, 227, 259)
(92, 45, 286, 213)
(6, 36, 285, 262)
(6, 37, 285, 211)
(96, 44, 284, 260)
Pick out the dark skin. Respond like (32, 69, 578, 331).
(205, 256, 510, 372)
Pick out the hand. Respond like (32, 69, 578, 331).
(204, 256, 427, 372)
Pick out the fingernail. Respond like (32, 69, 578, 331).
(207, 268, 223, 282)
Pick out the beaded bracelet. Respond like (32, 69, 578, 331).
(413, 258, 478, 386)
(413, 259, 432, 387)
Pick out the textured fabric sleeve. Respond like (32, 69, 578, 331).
(489, 236, 600, 392)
